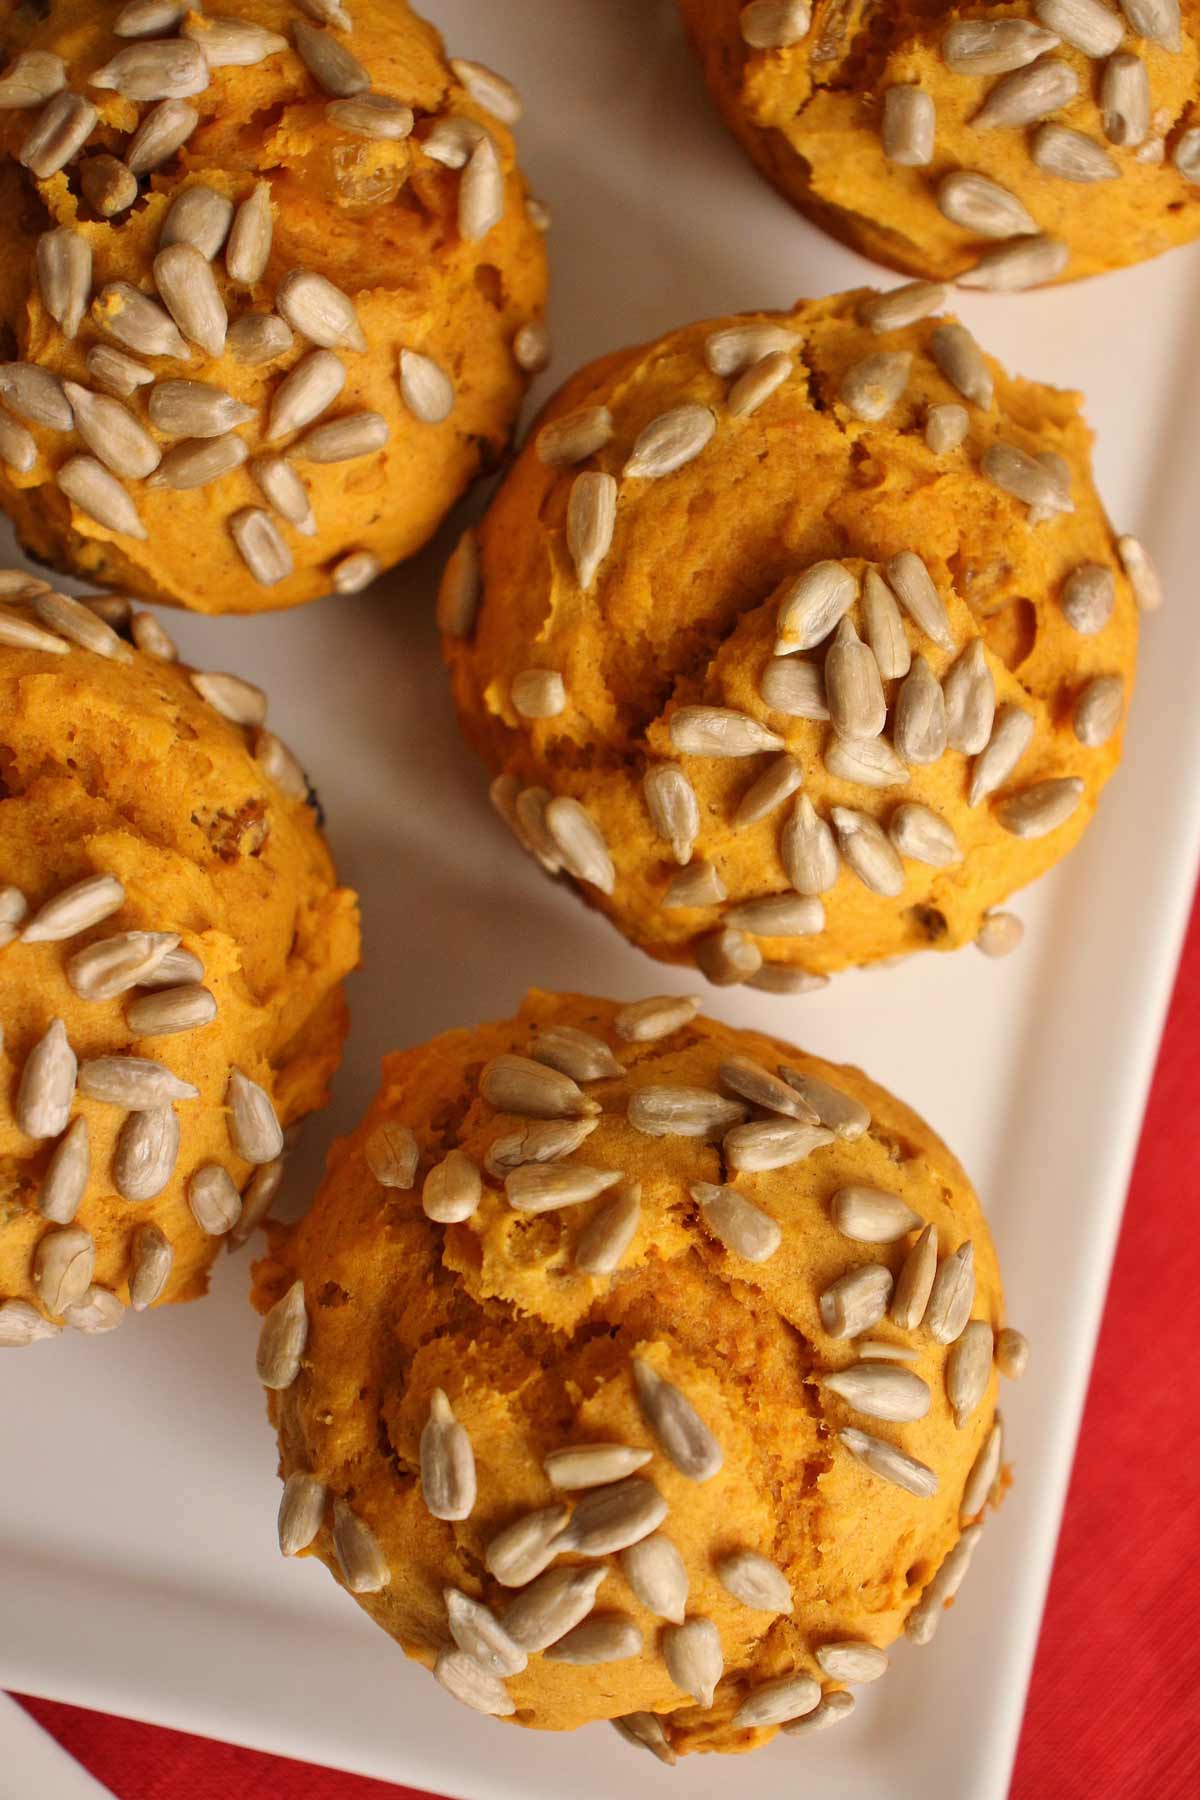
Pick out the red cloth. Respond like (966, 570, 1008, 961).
(15, 894, 1200, 1798)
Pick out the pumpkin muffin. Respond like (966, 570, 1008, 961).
(442, 293, 1146, 988)
(0, 574, 360, 1346)
(678, 0, 1200, 286)
(0, 0, 547, 612)
(251, 988, 1023, 1758)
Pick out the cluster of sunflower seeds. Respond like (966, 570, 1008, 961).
(457, 311, 1142, 981)
(264, 999, 1021, 1744)
(0, 12, 544, 594)
(0, 591, 320, 1334)
(866, 1, 1191, 286)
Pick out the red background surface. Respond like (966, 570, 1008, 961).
(14, 892, 1200, 1798)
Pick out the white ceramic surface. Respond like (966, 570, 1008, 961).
(0, 1694, 113, 1799)
(3, 3, 1199, 1798)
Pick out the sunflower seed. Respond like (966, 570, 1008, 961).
(663, 860, 725, 908)
(775, 559, 857, 654)
(840, 352, 913, 429)
(0, 1301, 60, 1349)
(67, 931, 179, 1000)
(247, 734, 304, 808)
(711, 1553, 793, 1625)
(887, 1221, 937, 1329)
(725, 1118, 833, 1174)
(269, 350, 347, 443)
(63, 1285, 125, 1334)
(505, 669, 564, 725)
(330, 1499, 388, 1594)
(1098, 52, 1146, 145)
(782, 1078, 868, 1148)
(153, 244, 227, 357)
(161, 185, 234, 260)
(1036, 0, 1124, 53)
(927, 1241, 975, 1344)
(992, 1329, 1030, 1386)
(276, 1472, 326, 1557)
(825, 1360, 931, 1423)
(961, 235, 1071, 290)
(532, 1025, 622, 1083)
(360, 1123, 417, 1192)
(996, 777, 1084, 838)
(663, 1617, 723, 1706)
(567, 470, 617, 589)
(193, 666, 272, 728)
(759, 656, 828, 720)
(289, 410, 389, 465)
(858, 1339, 921, 1363)
(942, 19, 1062, 73)
(31, 591, 132, 663)
(833, 1186, 923, 1245)
(724, 896, 825, 941)
(421, 115, 490, 171)
(860, 282, 950, 333)
(813, 1641, 888, 1686)
(230, 508, 293, 585)
(413, 1388, 477, 1521)
(0, 412, 35, 474)
(727, 349, 792, 418)
(777, 795, 836, 897)
(484, 1117, 597, 1177)
(151, 434, 249, 490)
(326, 92, 414, 141)
(545, 1615, 644, 1669)
(184, 1162, 244, 1237)
(24, 876, 126, 946)
(0, 50, 67, 108)
(93, 282, 186, 361)
(131, 611, 178, 659)
(79, 153, 137, 219)
(622, 404, 715, 480)
(448, 56, 521, 125)
(614, 997, 700, 1044)
(543, 1445, 652, 1493)
(222, 1157, 283, 1251)
(293, 18, 369, 95)
(277, 270, 365, 356)
(126, 97, 199, 172)
(256, 1279, 307, 1388)
(79, 592, 131, 626)
(987, 442, 1073, 515)
(441, 1592, 528, 1684)
(841, 1425, 939, 1497)
(481, 1053, 600, 1121)
(507, 1565, 610, 1654)
(182, 15, 287, 66)
(831, 807, 904, 896)
(1060, 562, 1115, 634)
(626, 1086, 743, 1139)
(783, 1690, 856, 1736)
(36, 229, 91, 340)
(891, 655, 947, 767)
(1121, 0, 1182, 44)
(506, 1163, 622, 1214)
(929, 326, 993, 415)
(19, 93, 98, 178)
(34, 1116, 90, 1228)
(946, 1319, 994, 1430)
(91, 38, 207, 100)
(937, 172, 1037, 239)
(611, 1535, 689, 1630)
(941, 640, 995, 755)
(846, 576, 905, 692)
(669, 705, 783, 758)
(701, 926, 768, 985)
(224, 1067, 282, 1163)
(924, 403, 969, 456)
(434, 529, 481, 638)
(0, 363, 73, 430)
(974, 911, 1023, 959)
(431, 1648, 513, 1718)
(969, 704, 1035, 806)
(1173, 127, 1200, 179)
(973, 55, 1080, 132)
(511, 321, 550, 375)
(331, 550, 380, 595)
(560, 1477, 668, 1558)
(1072, 673, 1124, 747)
(957, 1423, 1003, 1529)
(536, 404, 613, 466)
(228, 312, 294, 365)
(886, 552, 955, 653)
(820, 1264, 893, 1338)
(1033, 121, 1121, 184)
(573, 1180, 641, 1275)
(730, 755, 801, 834)
(460, 134, 506, 241)
(484, 1505, 569, 1581)
(824, 615, 885, 741)
(297, 0, 352, 26)
(62, 382, 160, 481)
(639, 765, 698, 865)
(888, 802, 962, 868)
(733, 1673, 821, 1729)
(529, 193, 553, 231)
(79, 1055, 196, 1111)
(415, 1149, 479, 1225)
(540, 796, 612, 893)
(706, 323, 800, 378)
(511, 787, 561, 872)
(129, 983, 219, 1038)
(906, 1524, 982, 1643)
(1117, 534, 1163, 611)
(150, 378, 255, 439)
(689, 1180, 781, 1262)
(612, 1713, 677, 1765)
(34, 1225, 96, 1315)
(633, 1359, 723, 1480)
(0, 886, 28, 946)
(881, 84, 935, 164)
(127, 1224, 173, 1311)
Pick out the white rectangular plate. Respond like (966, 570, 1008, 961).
(3, 4, 1200, 1797)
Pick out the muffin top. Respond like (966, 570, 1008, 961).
(0, 0, 547, 611)
(253, 989, 1015, 1758)
(444, 293, 1141, 985)
(0, 579, 360, 1339)
(679, 0, 1200, 285)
